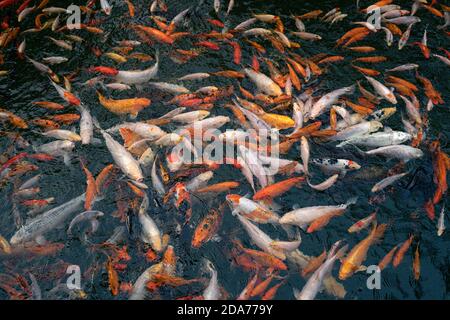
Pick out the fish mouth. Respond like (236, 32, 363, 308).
(338, 272, 348, 281)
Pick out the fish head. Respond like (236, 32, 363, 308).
(166, 150, 183, 172)
(62, 140, 76, 152)
(64, 92, 81, 106)
(386, 91, 398, 104)
(278, 212, 295, 225)
(217, 116, 231, 127)
(338, 262, 355, 280)
(174, 182, 189, 206)
(225, 194, 241, 207)
(393, 131, 412, 144)
(412, 148, 424, 158)
(347, 160, 361, 170)
(151, 235, 163, 252)
(9, 233, 22, 246)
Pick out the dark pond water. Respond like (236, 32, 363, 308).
(0, 0, 449, 300)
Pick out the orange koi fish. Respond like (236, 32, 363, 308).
(95, 164, 115, 194)
(352, 64, 380, 76)
(106, 257, 119, 296)
(377, 245, 398, 271)
(336, 27, 367, 46)
(339, 223, 388, 280)
(261, 280, 285, 300)
(227, 41, 242, 65)
(301, 250, 327, 277)
(416, 73, 444, 105)
(392, 235, 414, 268)
(196, 181, 240, 194)
(252, 176, 305, 201)
(32, 101, 64, 110)
(413, 243, 420, 280)
(132, 25, 174, 44)
(353, 56, 387, 63)
(48, 114, 80, 125)
(232, 240, 287, 271)
(81, 160, 96, 211)
(192, 205, 224, 248)
(98, 92, 151, 117)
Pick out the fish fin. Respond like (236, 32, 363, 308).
(348, 144, 367, 157)
(372, 223, 388, 243)
(347, 84, 356, 94)
(356, 265, 368, 273)
(346, 197, 358, 206)
(129, 112, 138, 120)
(243, 192, 252, 199)
(154, 49, 160, 64)
(334, 244, 349, 260)
(63, 153, 72, 166)
(266, 199, 283, 212)
(298, 223, 308, 231)
(92, 116, 102, 130)
(269, 241, 281, 251)
(367, 221, 386, 243)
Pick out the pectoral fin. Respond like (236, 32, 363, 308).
(356, 265, 368, 273)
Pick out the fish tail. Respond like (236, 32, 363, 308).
(31, 130, 43, 136)
(347, 84, 356, 94)
(350, 144, 367, 157)
(346, 196, 358, 206)
(231, 238, 244, 251)
(336, 141, 348, 148)
(327, 240, 343, 258)
(371, 223, 388, 243)
(327, 240, 348, 261)
(203, 258, 216, 274)
(334, 244, 349, 260)
(155, 49, 160, 64)
(92, 116, 102, 131)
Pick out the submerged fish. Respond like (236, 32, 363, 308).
(10, 193, 88, 245)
